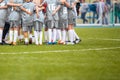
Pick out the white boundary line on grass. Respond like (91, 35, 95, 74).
(88, 38, 120, 41)
(0, 47, 120, 55)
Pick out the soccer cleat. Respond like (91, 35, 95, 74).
(35, 44, 39, 46)
(58, 40, 65, 45)
(8, 41, 13, 45)
(39, 44, 42, 46)
(52, 42, 57, 45)
(12, 42, 17, 46)
(75, 39, 81, 44)
(47, 42, 52, 45)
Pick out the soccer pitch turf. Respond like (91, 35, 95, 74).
(0, 27, 120, 80)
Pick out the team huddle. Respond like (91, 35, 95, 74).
(0, 0, 81, 45)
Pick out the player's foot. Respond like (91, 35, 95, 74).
(58, 40, 65, 45)
(47, 42, 52, 45)
(52, 42, 57, 45)
(12, 42, 17, 46)
(8, 41, 13, 45)
(35, 44, 39, 46)
(75, 39, 81, 44)
(39, 44, 42, 46)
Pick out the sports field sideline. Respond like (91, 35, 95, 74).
(0, 27, 120, 80)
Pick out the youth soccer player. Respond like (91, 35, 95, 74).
(45, 0, 60, 44)
(52, 0, 68, 44)
(64, 0, 81, 44)
(33, 0, 45, 45)
(7, 0, 23, 45)
(20, 0, 35, 45)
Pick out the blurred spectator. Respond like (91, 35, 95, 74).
(76, 0, 81, 16)
(89, 0, 99, 23)
(79, 0, 89, 24)
(102, 3, 109, 25)
(96, 0, 106, 24)
(106, 0, 111, 5)
(114, 0, 120, 23)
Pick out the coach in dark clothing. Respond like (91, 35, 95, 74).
(76, 2, 80, 16)
(2, 22, 10, 44)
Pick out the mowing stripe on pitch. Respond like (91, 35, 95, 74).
(0, 47, 120, 55)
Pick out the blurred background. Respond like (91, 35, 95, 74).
(75, 0, 120, 26)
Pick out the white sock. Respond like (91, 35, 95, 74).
(73, 29, 79, 40)
(53, 28, 56, 42)
(13, 30, 18, 43)
(25, 38, 28, 43)
(44, 31, 48, 42)
(0, 30, 3, 43)
(34, 31, 38, 45)
(68, 29, 74, 42)
(9, 30, 13, 42)
(66, 31, 68, 41)
(32, 36, 35, 43)
(48, 29, 52, 43)
(57, 29, 62, 41)
(29, 34, 32, 39)
(39, 31, 43, 45)
(20, 35, 24, 39)
(62, 30, 66, 42)
(18, 36, 21, 40)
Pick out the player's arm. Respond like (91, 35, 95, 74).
(20, 6, 32, 15)
(7, 3, 22, 7)
(35, 6, 39, 18)
(64, 0, 78, 9)
(0, 5, 7, 9)
(52, 5, 61, 16)
(36, 5, 45, 18)
(64, 1, 71, 8)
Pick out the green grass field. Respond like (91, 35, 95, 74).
(0, 27, 120, 80)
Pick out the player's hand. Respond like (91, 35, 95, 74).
(60, 0, 66, 4)
(37, 14, 39, 18)
(13, 7, 17, 10)
(18, 4, 22, 7)
(52, 11, 56, 16)
(44, 15, 46, 19)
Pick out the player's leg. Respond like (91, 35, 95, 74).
(18, 19, 24, 42)
(72, 18, 81, 44)
(34, 21, 39, 45)
(52, 20, 58, 44)
(67, 24, 74, 44)
(61, 20, 68, 44)
(28, 25, 33, 44)
(22, 24, 29, 45)
(9, 21, 14, 44)
(57, 20, 62, 44)
(13, 21, 19, 45)
(39, 22, 43, 45)
(67, 16, 75, 45)
(47, 21, 52, 44)
(44, 20, 48, 43)
(0, 20, 5, 44)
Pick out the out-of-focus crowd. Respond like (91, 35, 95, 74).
(76, 0, 120, 24)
